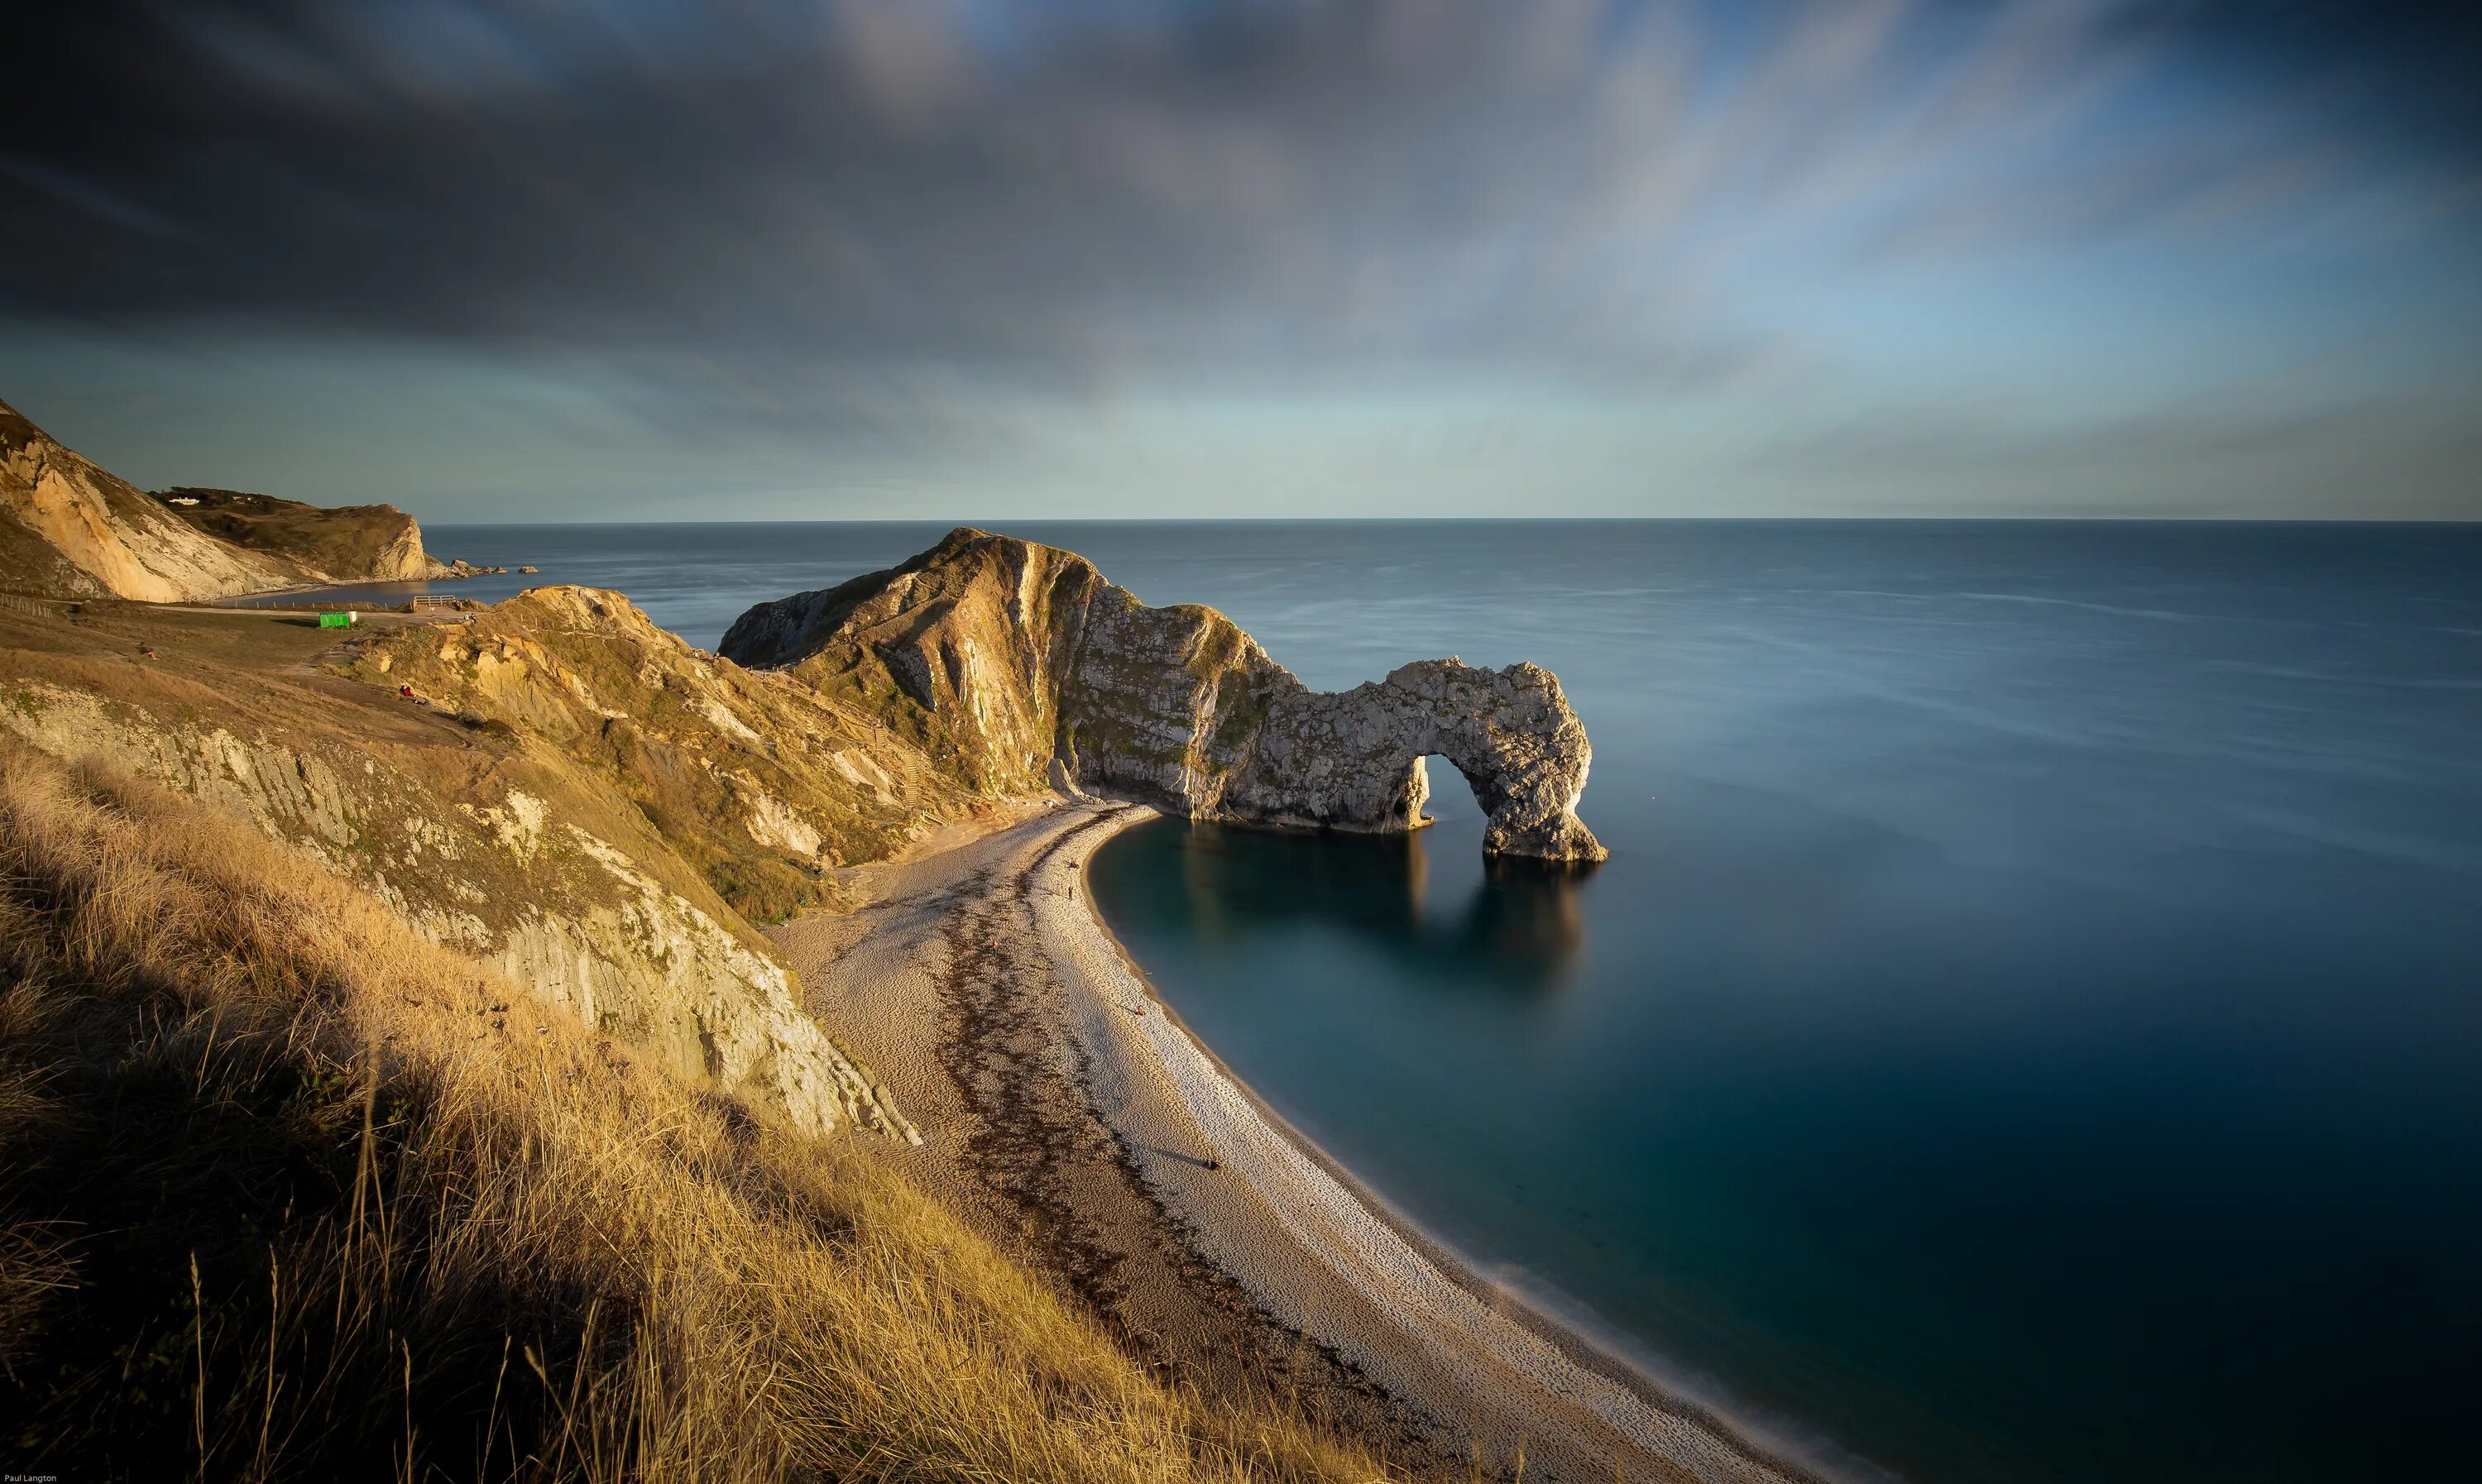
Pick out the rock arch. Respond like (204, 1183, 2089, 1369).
(722, 529, 1608, 864)
(1230, 658, 1608, 863)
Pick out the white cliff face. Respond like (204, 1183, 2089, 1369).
(1, 400, 295, 601)
(0, 682, 918, 1143)
(353, 510, 458, 582)
(723, 529, 1609, 864)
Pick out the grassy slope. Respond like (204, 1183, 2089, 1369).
(0, 744, 1387, 1482)
(0, 597, 971, 1139)
(344, 586, 986, 922)
(0, 598, 757, 950)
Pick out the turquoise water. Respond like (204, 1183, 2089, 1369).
(278, 520, 2480, 1482)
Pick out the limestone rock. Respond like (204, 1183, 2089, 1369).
(2, 400, 295, 601)
(722, 529, 1607, 862)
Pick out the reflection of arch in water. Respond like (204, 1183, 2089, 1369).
(1157, 818, 1589, 992)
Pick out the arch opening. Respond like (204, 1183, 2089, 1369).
(1411, 752, 1488, 829)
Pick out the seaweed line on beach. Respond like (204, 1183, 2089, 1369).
(928, 807, 1436, 1461)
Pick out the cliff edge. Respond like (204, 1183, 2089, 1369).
(1, 396, 458, 597)
(721, 528, 1607, 862)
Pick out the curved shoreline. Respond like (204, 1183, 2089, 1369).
(1034, 803, 1837, 1484)
(1070, 867, 1858, 1483)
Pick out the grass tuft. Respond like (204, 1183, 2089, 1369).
(0, 741, 1388, 1482)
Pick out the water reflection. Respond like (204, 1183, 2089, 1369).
(1128, 818, 1589, 990)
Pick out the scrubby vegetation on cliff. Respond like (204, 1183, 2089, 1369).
(0, 596, 919, 1142)
(342, 585, 982, 922)
(0, 744, 1387, 1481)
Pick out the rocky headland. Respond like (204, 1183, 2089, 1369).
(0, 517, 1607, 1155)
(722, 526, 1607, 862)
(2, 396, 477, 599)
(0, 509, 1768, 1482)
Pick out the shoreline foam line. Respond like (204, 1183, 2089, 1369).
(1030, 802, 1838, 1484)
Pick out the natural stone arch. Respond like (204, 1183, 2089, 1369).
(1154, 656, 1605, 862)
(722, 529, 1608, 864)
(1266, 659, 1607, 863)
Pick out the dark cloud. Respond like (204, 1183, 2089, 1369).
(2, 1, 2475, 520)
(8, 2, 2471, 395)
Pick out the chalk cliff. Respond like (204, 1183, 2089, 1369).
(1, 397, 458, 598)
(2, 399, 296, 601)
(721, 528, 1607, 862)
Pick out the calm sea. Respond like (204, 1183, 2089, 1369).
(278, 521, 2482, 1483)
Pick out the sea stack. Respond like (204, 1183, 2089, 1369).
(721, 528, 1607, 863)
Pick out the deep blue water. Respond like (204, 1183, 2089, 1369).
(276, 521, 2480, 1482)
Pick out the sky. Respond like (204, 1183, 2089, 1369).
(2, 0, 2478, 522)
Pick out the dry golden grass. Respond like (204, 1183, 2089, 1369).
(0, 741, 1390, 1482)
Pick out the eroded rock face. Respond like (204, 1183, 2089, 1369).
(2, 399, 294, 601)
(1231, 658, 1608, 862)
(723, 529, 1607, 862)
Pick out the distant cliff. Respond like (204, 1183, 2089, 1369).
(1, 396, 457, 598)
(156, 486, 457, 582)
(722, 528, 1606, 862)
(1, 398, 296, 601)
